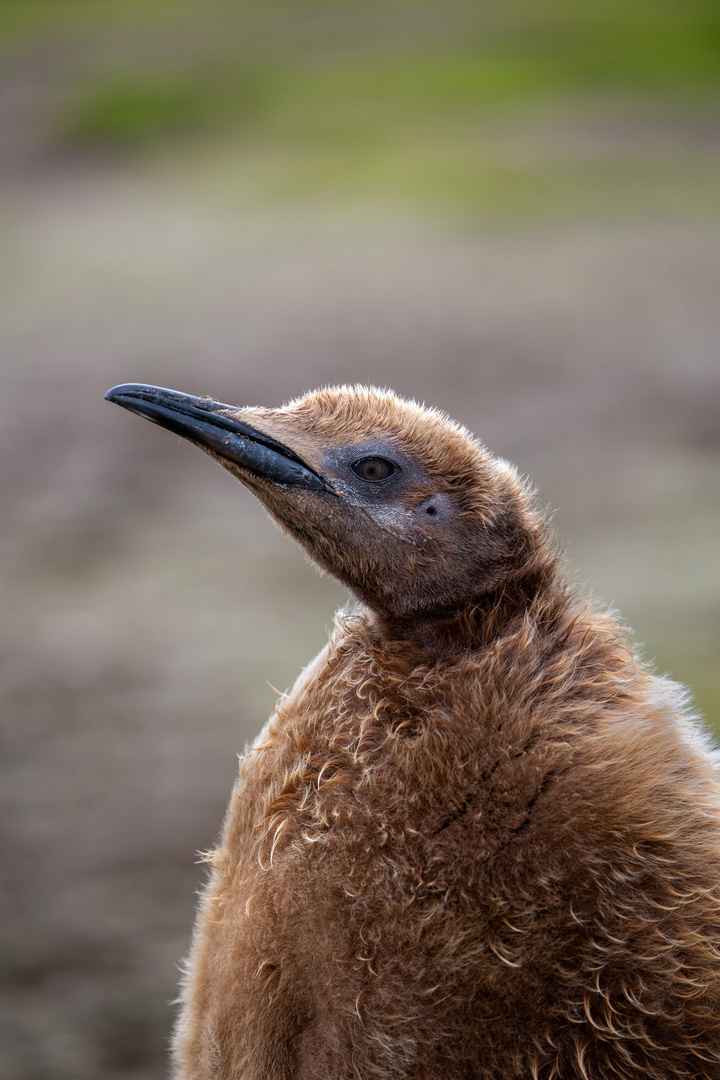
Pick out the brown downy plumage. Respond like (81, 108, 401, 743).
(105, 382, 720, 1080)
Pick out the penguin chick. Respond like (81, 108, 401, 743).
(105, 382, 720, 1080)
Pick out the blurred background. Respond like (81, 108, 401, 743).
(1, 1, 719, 1076)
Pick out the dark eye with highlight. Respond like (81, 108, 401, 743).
(350, 457, 398, 483)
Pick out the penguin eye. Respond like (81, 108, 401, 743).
(350, 457, 398, 483)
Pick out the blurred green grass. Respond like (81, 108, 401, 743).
(62, 45, 720, 147)
(2, 0, 719, 221)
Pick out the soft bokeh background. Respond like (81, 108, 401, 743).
(1, 2, 719, 1076)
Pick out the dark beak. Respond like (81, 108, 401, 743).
(105, 383, 334, 494)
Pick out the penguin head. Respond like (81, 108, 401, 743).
(105, 383, 546, 622)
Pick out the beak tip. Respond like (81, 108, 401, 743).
(105, 382, 152, 405)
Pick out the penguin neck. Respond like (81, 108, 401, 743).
(368, 558, 564, 657)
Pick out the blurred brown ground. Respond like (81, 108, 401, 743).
(1, 4, 719, 1078)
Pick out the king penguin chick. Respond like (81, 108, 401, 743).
(105, 382, 720, 1080)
